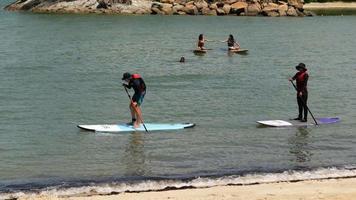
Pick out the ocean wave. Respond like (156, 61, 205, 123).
(2, 166, 356, 199)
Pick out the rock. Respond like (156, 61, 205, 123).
(303, 10, 315, 16)
(160, 3, 173, 14)
(160, 0, 174, 4)
(230, 2, 247, 15)
(185, 1, 195, 6)
(194, 0, 208, 10)
(216, 2, 224, 8)
(296, 8, 305, 16)
(225, 0, 238, 5)
(135, 8, 152, 14)
(231, 2, 248, 10)
(278, 1, 288, 5)
(286, 6, 297, 16)
(287, 0, 303, 9)
(172, 4, 184, 13)
(151, 4, 165, 14)
(246, 3, 261, 16)
(266, 10, 279, 16)
(201, 7, 217, 15)
(278, 4, 288, 16)
(97, 0, 108, 9)
(222, 4, 231, 14)
(209, 3, 218, 10)
(183, 4, 198, 15)
(262, 3, 278, 12)
(216, 8, 225, 15)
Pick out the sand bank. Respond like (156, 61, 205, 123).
(16, 177, 356, 200)
(304, 2, 356, 9)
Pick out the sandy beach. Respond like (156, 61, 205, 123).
(304, 2, 356, 9)
(15, 177, 356, 200)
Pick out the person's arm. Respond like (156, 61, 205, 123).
(289, 73, 297, 81)
(235, 41, 240, 48)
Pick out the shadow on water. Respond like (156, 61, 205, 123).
(123, 132, 147, 176)
(288, 128, 313, 166)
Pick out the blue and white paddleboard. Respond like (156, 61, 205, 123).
(256, 117, 340, 127)
(78, 123, 195, 132)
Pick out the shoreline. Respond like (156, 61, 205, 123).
(13, 177, 356, 200)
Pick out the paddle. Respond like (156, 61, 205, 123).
(289, 80, 318, 125)
(123, 86, 148, 133)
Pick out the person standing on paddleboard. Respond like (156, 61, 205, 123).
(122, 72, 146, 128)
(289, 63, 309, 122)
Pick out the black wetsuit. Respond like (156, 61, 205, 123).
(293, 71, 309, 120)
(127, 77, 146, 106)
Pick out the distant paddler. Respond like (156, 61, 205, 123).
(122, 72, 147, 128)
(221, 34, 240, 51)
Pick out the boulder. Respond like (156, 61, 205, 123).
(286, 6, 297, 16)
(278, 4, 288, 16)
(222, 4, 231, 14)
(262, 3, 278, 12)
(303, 10, 315, 16)
(287, 0, 303, 9)
(177, 11, 186, 15)
(194, 0, 208, 10)
(246, 3, 261, 16)
(161, 3, 173, 14)
(266, 10, 279, 16)
(216, 8, 226, 15)
(209, 3, 218, 10)
(172, 4, 184, 13)
(183, 4, 198, 15)
(230, 2, 247, 14)
(225, 0, 238, 4)
(160, 0, 175, 4)
(185, 1, 195, 6)
(231, 2, 248, 10)
(135, 8, 152, 14)
(201, 7, 217, 15)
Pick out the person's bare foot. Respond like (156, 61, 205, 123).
(133, 122, 140, 129)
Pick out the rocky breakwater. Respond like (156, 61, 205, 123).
(152, 0, 314, 16)
(5, 0, 314, 16)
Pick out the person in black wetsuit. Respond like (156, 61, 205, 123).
(289, 63, 309, 122)
(122, 72, 146, 128)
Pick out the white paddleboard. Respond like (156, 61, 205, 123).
(78, 123, 195, 132)
(257, 117, 340, 127)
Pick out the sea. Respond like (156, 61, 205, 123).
(1, 0, 356, 198)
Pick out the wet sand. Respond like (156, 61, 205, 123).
(16, 177, 356, 200)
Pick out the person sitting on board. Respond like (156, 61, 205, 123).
(197, 34, 208, 50)
(289, 63, 309, 122)
(122, 72, 146, 128)
(221, 34, 240, 51)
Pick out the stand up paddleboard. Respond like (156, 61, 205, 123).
(193, 49, 207, 54)
(229, 49, 248, 54)
(78, 123, 195, 132)
(256, 117, 340, 127)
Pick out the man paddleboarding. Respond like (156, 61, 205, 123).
(122, 72, 146, 128)
(289, 63, 309, 122)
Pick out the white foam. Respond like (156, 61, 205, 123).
(2, 166, 356, 199)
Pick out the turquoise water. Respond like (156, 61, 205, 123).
(1, 1, 356, 195)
